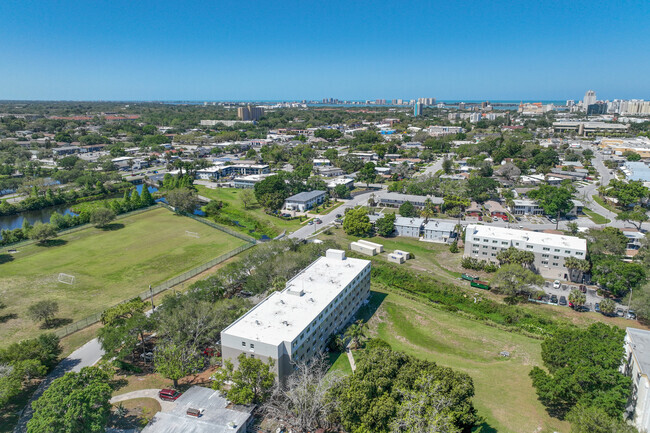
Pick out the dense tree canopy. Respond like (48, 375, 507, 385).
(528, 185, 574, 217)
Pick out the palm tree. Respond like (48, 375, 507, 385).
(565, 257, 590, 283)
(421, 198, 436, 222)
(568, 289, 586, 308)
(344, 320, 366, 349)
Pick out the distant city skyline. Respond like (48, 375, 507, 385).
(1, 0, 649, 101)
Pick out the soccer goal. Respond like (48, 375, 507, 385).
(185, 231, 200, 238)
(58, 273, 75, 285)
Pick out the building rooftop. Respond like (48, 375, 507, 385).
(466, 224, 587, 251)
(395, 217, 425, 228)
(222, 250, 371, 346)
(141, 386, 252, 433)
(423, 220, 455, 232)
(627, 328, 650, 377)
(285, 190, 326, 202)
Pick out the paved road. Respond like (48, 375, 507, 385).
(575, 146, 619, 223)
(417, 156, 445, 177)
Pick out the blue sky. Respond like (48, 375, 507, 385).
(0, 0, 648, 101)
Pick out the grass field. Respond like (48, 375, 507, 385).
(364, 288, 570, 433)
(195, 186, 305, 238)
(592, 194, 620, 214)
(583, 207, 611, 224)
(0, 207, 247, 347)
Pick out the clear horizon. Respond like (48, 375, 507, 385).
(1, 0, 649, 101)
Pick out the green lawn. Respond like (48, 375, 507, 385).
(583, 207, 611, 224)
(196, 186, 305, 238)
(592, 194, 620, 214)
(0, 207, 247, 346)
(328, 351, 353, 375)
(366, 288, 570, 433)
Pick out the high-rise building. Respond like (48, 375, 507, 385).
(237, 105, 264, 121)
(566, 100, 575, 107)
(582, 90, 597, 110)
(418, 97, 436, 106)
(414, 102, 422, 116)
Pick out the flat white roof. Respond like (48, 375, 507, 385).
(222, 250, 370, 346)
(466, 224, 587, 251)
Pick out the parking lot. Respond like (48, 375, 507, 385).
(531, 280, 633, 317)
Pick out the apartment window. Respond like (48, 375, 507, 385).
(492, 240, 498, 244)
(483, 239, 489, 243)
(250, 354, 255, 358)
(554, 249, 560, 252)
(565, 250, 571, 254)
(553, 263, 559, 267)
(483, 245, 488, 249)
(543, 247, 550, 251)
(576, 252, 584, 256)
(515, 242, 520, 246)
(554, 256, 559, 260)
(241, 342, 246, 347)
(482, 252, 488, 256)
(491, 253, 496, 257)
(250, 343, 254, 349)
(526, 245, 533, 249)
(542, 254, 549, 258)
(492, 247, 497, 250)
(542, 261, 548, 265)
(502, 241, 508, 246)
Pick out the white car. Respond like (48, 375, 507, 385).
(553, 280, 561, 289)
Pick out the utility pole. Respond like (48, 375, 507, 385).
(149, 284, 155, 311)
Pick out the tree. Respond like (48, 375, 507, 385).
(357, 162, 377, 186)
(344, 319, 366, 349)
(203, 199, 223, 216)
(330, 347, 478, 433)
(166, 187, 199, 214)
(586, 227, 628, 256)
(29, 223, 57, 244)
(616, 205, 649, 230)
(420, 198, 437, 222)
(212, 353, 275, 405)
(529, 323, 631, 419)
(566, 403, 638, 433)
(591, 256, 646, 298)
(254, 175, 289, 211)
(333, 183, 351, 199)
(566, 221, 579, 235)
(564, 257, 591, 283)
(599, 298, 616, 316)
(240, 189, 256, 209)
(490, 264, 544, 297)
(27, 367, 113, 433)
(528, 185, 574, 217)
(605, 180, 649, 208)
(264, 355, 342, 433)
(89, 207, 116, 228)
(466, 176, 498, 203)
(98, 298, 154, 362)
(0, 334, 62, 371)
(568, 289, 586, 308)
(155, 343, 203, 388)
(495, 247, 535, 268)
(442, 158, 453, 174)
(140, 186, 155, 206)
(375, 213, 396, 237)
(343, 207, 372, 237)
(27, 300, 59, 328)
(399, 201, 418, 218)
(314, 129, 343, 142)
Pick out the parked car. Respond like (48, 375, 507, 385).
(553, 280, 561, 289)
(308, 220, 314, 225)
(334, 218, 343, 223)
(315, 218, 322, 224)
(336, 213, 342, 218)
(627, 310, 637, 320)
(550, 218, 557, 224)
(559, 296, 567, 306)
(595, 303, 600, 312)
(550, 294, 558, 304)
(159, 389, 182, 401)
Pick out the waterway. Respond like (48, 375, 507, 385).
(0, 184, 158, 233)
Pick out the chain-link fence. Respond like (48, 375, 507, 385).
(53, 241, 255, 338)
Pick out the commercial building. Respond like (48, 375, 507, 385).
(283, 190, 326, 211)
(237, 106, 264, 121)
(553, 121, 629, 135)
(463, 224, 587, 279)
(221, 249, 371, 379)
(141, 386, 253, 433)
(622, 327, 650, 432)
(510, 199, 543, 215)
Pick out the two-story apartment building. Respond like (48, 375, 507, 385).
(221, 249, 371, 380)
(283, 190, 326, 211)
(394, 217, 424, 238)
(463, 224, 587, 279)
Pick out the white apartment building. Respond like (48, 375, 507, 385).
(221, 249, 371, 380)
(463, 224, 587, 279)
(623, 327, 650, 432)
